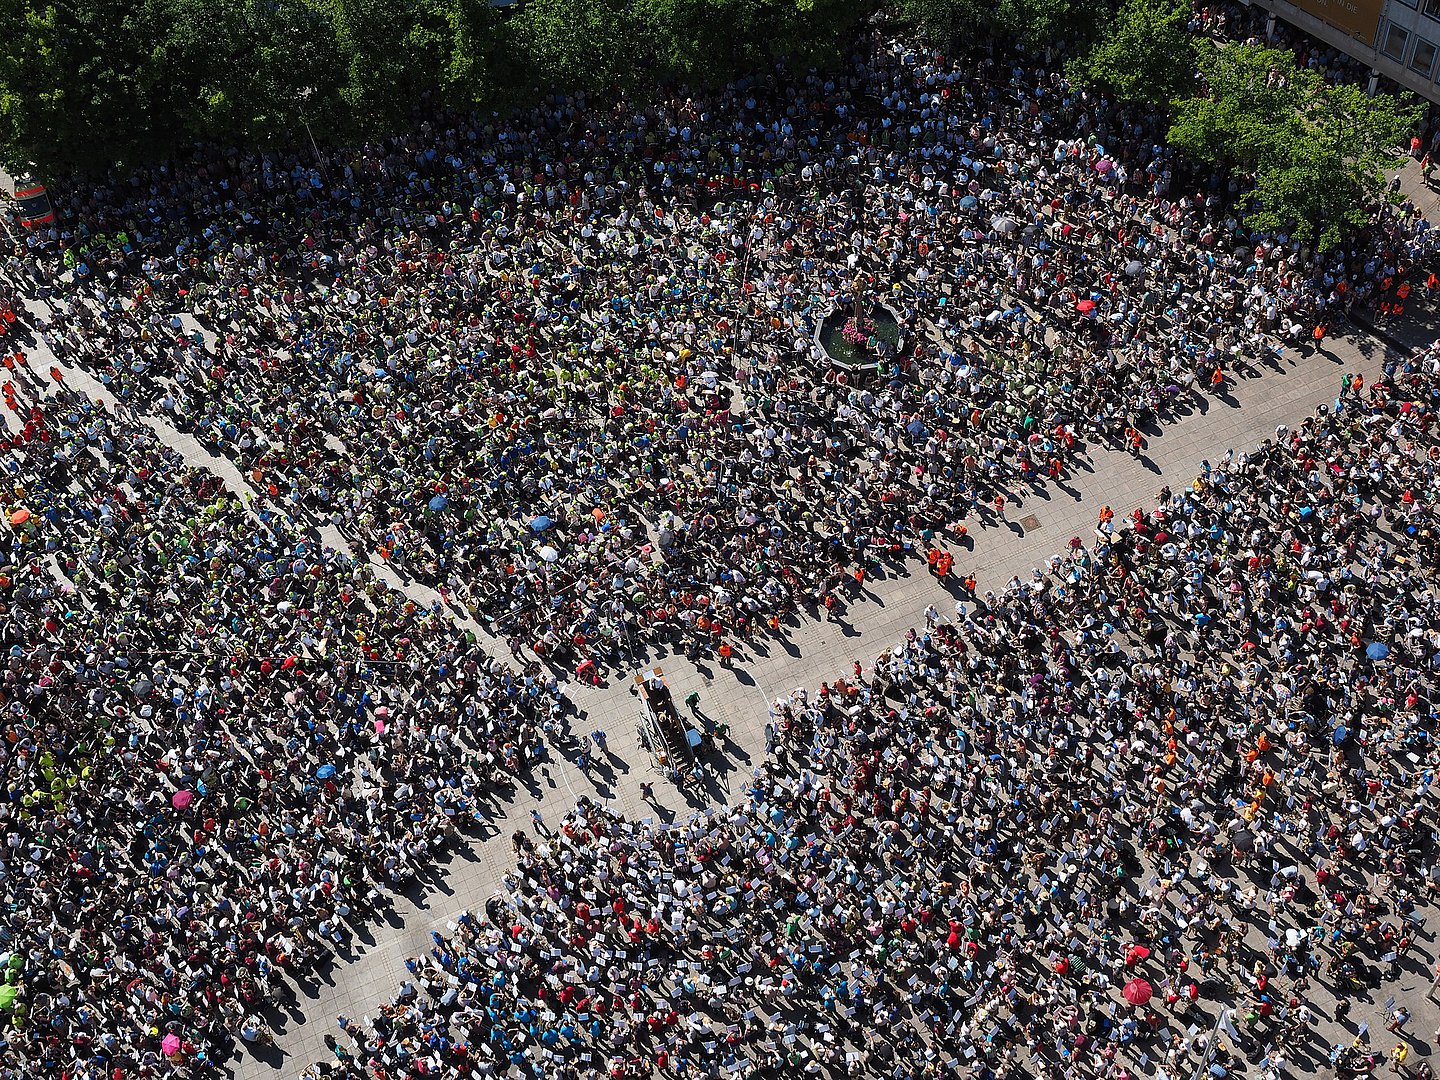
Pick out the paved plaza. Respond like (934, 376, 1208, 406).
(90, 316, 1411, 1076)
(9, 152, 1440, 1080)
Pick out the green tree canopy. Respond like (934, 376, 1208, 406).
(895, 0, 1095, 51)
(0, 0, 862, 174)
(891, 0, 985, 43)
(1169, 43, 1421, 250)
(1071, 0, 1195, 107)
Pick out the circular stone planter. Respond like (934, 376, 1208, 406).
(815, 301, 905, 375)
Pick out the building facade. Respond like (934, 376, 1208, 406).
(1253, 0, 1440, 103)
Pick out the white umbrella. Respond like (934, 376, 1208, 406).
(991, 216, 1018, 235)
(1124, 260, 1144, 277)
(538, 545, 560, 563)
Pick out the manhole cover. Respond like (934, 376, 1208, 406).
(1019, 514, 1041, 531)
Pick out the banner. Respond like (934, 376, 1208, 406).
(1288, 0, 1384, 45)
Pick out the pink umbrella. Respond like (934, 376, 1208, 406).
(1121, 977, 1153, 1005)
(161, 1033, 181, 1056)
(1095, 158, 1114, 173)
(171, 790, 194, 810)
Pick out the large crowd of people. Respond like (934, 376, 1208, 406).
(4, 31, 1439, 681)
(0, 18, 1438, 1080)
(0, 362, 567, 1074)
(306, 351, 1440, 1080)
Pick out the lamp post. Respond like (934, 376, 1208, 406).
(297, 87, 327, 181)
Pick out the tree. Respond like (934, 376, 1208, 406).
(1170, 43, 1420, 250)
(511, 0, 639, 92)
(892, 0, 988, 44)
(196, 0, 348, 147)
(993, 0, 1092, 51)
(896, 0, 1098, 52)
(0, 0, 193, 172)
(324, 0, 510, 126)
(1071, 0, 1195, 107)
(0, 0, 351, 172)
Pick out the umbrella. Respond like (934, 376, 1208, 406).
(538, 545, 560, 563)
(171, 790, 194, 810)
(991, 216, 1018, 235)
(1231, 828, 1254, 853)
(529, 515, 554, 532)
(1124, 260, 1144, 277)
(7, 509, 29, 526)
(1076, 299, 1096, 314)
(1365, 642, 1390, 660)
(959, 195, 979, 209)
(428, 494, 449, 512)
(1095, 159, 1114, 173)
(0, 985, 16, 1009)
(1121, 978, 1152, 1005)
(1332, 725, 1349, 746)
(161, 1033, 181, 1056)
(316, 763, 337, 780)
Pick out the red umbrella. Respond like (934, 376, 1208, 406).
(1122, 977, 1153, 1005)
(1076, 299, 1096, 314)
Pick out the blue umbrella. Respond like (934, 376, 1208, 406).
(1332, 726, 1349, 746)
(529, 515, 554, 532)
(1365, 642, 1390, 661)
(316, 763, 336, 780)
(959, 195, 979, 209)
(428, 494, 449, 512)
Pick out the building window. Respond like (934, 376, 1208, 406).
(1413, 38, 1438, 75)
(1384, 22, 1412, 57)
(1426, 0, 1440, 20)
